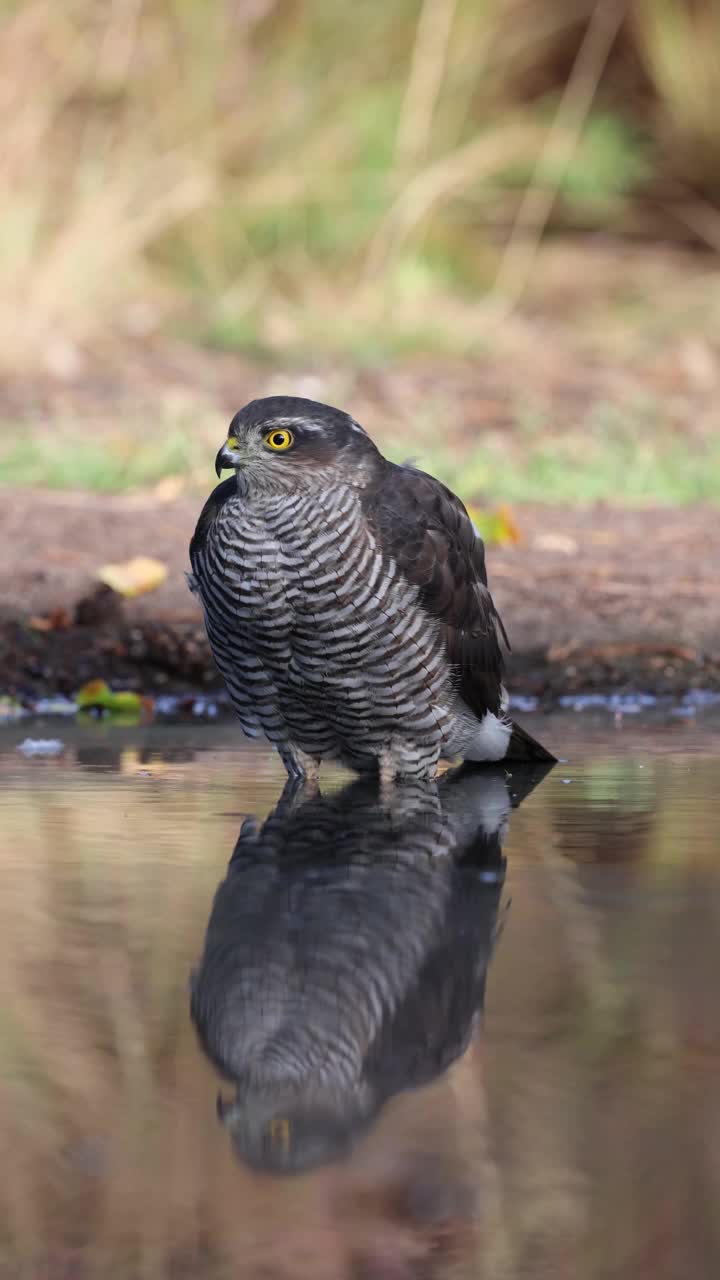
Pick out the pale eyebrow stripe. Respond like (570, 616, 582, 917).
(264, 417, 324, 434)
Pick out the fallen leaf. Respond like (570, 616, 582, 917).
(466, 502, 523, 547)
(29, 608, 72, 632)
(75, 679, 155, 721)
(496, 502, 524, 545)
(533, 532, 579, 555)
(96, 556, 167, 598)
(153, 475, 186, 502)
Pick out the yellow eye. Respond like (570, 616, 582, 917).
(264, 428, 293, 451)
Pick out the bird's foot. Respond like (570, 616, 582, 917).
(278, 744, 321, 797)
(273, 775, 316, 817)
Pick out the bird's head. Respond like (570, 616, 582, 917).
(216, 1078, 377, 1176)
(214, 395, 380, 492)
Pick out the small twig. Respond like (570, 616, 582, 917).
(491, 0, 628, 309)
(547, 641, 700, 663)
(96, 0, 145, 88)
(394, 0, 459, 171)
(587, 579, 720, 598)
(660, 198, 720, 255)
(365, 124, 534, 278)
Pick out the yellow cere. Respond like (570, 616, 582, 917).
(226, 436, 239, 450)
(264, 428, 293, 451)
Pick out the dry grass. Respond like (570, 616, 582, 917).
(1, 0, 720, 373)
(632, 0, 720, 187)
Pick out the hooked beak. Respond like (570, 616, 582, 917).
(215, 435, 241, 478)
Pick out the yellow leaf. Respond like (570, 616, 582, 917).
(533, 532, 578, 555)
(75, 680, 154, 721)
(96, 556, 167, 598)
(466, 502, 523, 547)
(495, 503, 524, 546)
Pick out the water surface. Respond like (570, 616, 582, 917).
(1, 710, 719, 1280)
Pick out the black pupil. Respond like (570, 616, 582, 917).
(272, 433, 285, 446)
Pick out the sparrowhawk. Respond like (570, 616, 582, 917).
(189, 396, 554, 780)
(189, 765, 523, 1174)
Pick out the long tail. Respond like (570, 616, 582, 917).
(505, 719, 557, 763)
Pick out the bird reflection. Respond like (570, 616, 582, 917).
(190, 763, 550, 1175)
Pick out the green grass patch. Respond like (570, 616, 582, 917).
(407, 439, 720, 506)
(2, 402, 719, 505)
(389, 408, 720, 506)
(0, 425, 206, 492)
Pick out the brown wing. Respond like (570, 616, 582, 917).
(361, 461, 508, 720)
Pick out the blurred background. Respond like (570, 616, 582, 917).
(2, 11, 720, 1274)
(2, 0, 720, 505)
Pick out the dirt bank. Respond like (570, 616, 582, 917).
(1, 489, 717, 703)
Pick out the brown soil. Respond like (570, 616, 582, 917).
(1, 488, 717, 702)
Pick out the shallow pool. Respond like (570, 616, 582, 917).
(1, 708, 719, 1280)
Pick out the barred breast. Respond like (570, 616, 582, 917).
(191, 482, 456, 774)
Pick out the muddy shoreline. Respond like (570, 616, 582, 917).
(1, 490, 718, 706)
(2, 615, 718, 712)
